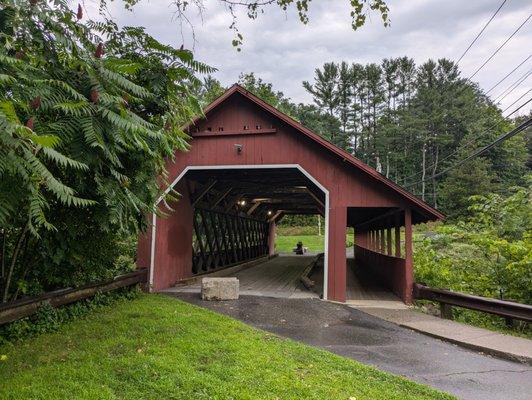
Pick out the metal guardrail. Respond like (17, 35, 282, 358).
(413, 283, 532, 323)
(0, 269, 147, 325)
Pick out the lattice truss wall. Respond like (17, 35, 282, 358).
(185, 168, 325, 276)
(191, 208, 269, 274)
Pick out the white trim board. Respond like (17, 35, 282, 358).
(149, 164, 330, 300)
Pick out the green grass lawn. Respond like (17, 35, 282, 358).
(276, 234, 325, 252)
(276, 233, 354, 253)
(0, 294, 454, 400)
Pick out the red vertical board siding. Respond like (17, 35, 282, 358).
(152, 180, 194, 291)
(136, 226, 151, 270)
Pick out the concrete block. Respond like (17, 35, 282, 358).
(201, 277, 239, 301)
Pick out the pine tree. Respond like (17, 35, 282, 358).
(303, 63, 341, 145)
(336, 62, 352, 150)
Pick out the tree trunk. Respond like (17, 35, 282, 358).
(10, 234, 34, 302)
(432, 145, 439, 208)
(0, 229, 4, 298)
(421, 143, 427, 201)
(2, 223, 29, 303)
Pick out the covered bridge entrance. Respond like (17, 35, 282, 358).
(136, 84, 443, 303)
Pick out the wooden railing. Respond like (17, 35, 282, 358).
(354, 245, 409, 303)
(0, 269, 147, 325)
(413, 283, 532, 323)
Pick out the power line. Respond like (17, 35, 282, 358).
(485, 54, 531, 95)
(404, 116, 532, 188)
(457, 0, 508, 64)
(468, 12, 532, 80)
(401, 95, 532, 184)
(493, 67, 532, 103)
(501, 87, 532, 113)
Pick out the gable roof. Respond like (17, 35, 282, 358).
(186, 84, 444, 222)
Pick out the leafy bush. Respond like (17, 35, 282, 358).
(0, 285, 141, 344)
(414, 179, 532, 335)
(0, 1, 211, 302)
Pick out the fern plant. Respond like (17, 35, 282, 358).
(0, 0, 213, 302)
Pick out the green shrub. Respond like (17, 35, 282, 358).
(414, 180, 532, 337)
(0, 285, 141, 345)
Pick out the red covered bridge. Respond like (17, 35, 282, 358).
(137, 84, 443, 303)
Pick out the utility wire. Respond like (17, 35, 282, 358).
(493, 67, 532, 103)
(501, 87, 532, 113)
(397, 7, 532, 194)
(404, 116, 532, 188)
(457, 0, 508, 64)
(401, 94, 532, 183)
(468, 12, 532, 80)
(485, 54, 531, 95)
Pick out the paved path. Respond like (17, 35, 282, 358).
(360, 306, 532, 364)
(171, 294, 532, 400)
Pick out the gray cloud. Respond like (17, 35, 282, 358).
(99, 0, 531, 114)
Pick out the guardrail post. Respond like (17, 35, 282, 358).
(413, 282, 532, 323)
(440, 302, 453, 320)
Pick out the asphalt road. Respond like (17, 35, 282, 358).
(172, 293, 532, 400)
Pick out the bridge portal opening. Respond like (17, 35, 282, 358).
(151, 166, 329, 298)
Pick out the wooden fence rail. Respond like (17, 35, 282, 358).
(0, 269, 147, 326)
(413, 283, 532, 323)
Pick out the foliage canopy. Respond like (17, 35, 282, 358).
(0, 0, 212, 302)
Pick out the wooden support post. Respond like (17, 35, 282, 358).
(440, 303, 453, 320)
(327, 206, 347, 302)
(380, 228, 385, 254)
(268, 221, 276, 255)
(395, 213, 401, 258)
(386, 226, 392, 256)
(404, 208, 414, 303)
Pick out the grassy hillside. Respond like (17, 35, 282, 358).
(0, 295, 453, 400)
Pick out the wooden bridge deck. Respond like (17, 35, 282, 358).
(166, 253, 402, 306)
(165, 255, 318, 299)
(345, 259, 405, 309)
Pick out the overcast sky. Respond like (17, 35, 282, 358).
(96, 0, 531, 114)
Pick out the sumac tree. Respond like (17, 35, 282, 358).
(0, 0, 212, 301)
